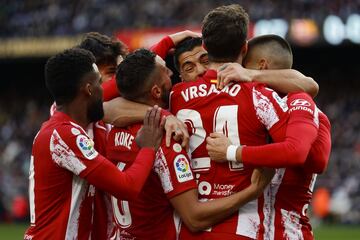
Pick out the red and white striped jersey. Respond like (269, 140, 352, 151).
(106, 124, 197, 240)
(24, 111, 108, 240)
(170, 70, 289, 239)
(256, 94, 331, 240)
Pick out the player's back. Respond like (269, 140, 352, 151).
(107, 124, 196, 240)
(170, 69, 288, 239)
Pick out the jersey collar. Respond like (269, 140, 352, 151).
(202, 69, 218, 84)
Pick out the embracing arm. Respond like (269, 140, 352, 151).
(85, 148, 155, 200)
(249, 69, 319, 97)
(103, 97, 148, 126)
(170, 168, 274, 232)
(217, 63, 319, 97)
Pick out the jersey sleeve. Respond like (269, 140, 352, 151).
(251, 84, 289, 135)
(304, 111, 332, 173)
(242, 91, 319, 168)
(150, 36, 175, 60)
(155, 140, 197, 199)
(102, 76, 120, 101)
(50, 124, 105, 177)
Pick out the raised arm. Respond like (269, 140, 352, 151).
(217, 63, 319, 97)
(150, 30, 201, 59)
(170, 168, 274, 232)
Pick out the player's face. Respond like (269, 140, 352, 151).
(178, 46, 209, 82)
(87, 64, 104, 122)
(98, 62, 117, 83)
(155, 56, 172, 108)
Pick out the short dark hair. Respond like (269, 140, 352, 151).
(173, 37, 203, 71)
(78, 32, 128, 66)
(45, 48, 96, 105)
(202, 4, 249, 62)
(116, 48, 157, 101)
(245, 34, 293, 69)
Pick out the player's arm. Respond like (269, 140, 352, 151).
(150, 30, 201, 59)
(103, 97, 189, 149)
(303, 113, 332, 173)
(217, 63, 319, 97)
(170, 168, 274, 232)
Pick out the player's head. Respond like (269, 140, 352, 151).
(202, 4, 249, 63)
(45, 48, 104, 122)
(243, 34, 293, 70)
(173, 37, 209, 82)
(116, 48, 172, 109)
(78, 32, 129, 82)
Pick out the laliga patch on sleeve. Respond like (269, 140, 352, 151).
(174, 154, 194, 183)
(76, 134, 98, 160)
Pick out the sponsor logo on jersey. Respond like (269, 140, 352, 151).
(76, 134, 98, 160)
(290, 99, 311, 107)
(174, 155, 193, 183)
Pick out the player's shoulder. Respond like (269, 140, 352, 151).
(171, 78, 204, 92)
(287, 92, 316, 109)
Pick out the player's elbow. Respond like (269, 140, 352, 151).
(287, 143, 309, 166)
(183, 218, 208, 232)
(305, 77, 319, 98)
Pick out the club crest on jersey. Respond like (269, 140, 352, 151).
(76, 134, 98, 160)
(174, 155, 193, 183)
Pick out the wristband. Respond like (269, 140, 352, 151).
(226, 145, 239, 162)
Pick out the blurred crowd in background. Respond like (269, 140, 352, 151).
(0, 0, 359, 228)
(1, 0, 359, 37)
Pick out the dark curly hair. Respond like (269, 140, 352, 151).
(45, 47, 96, 105)
(78, 32, 128, 66)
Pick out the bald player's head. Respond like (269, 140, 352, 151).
(243, 34, 293, 70)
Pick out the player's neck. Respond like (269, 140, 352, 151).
(57, 102, 90, 130)
(208, 62, 227, 71)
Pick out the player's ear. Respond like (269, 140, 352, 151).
(258, 58, 269, 70)
(240, 41, 248, 57)
(82, 82, 92, 97)
(150, 84, 161, 100)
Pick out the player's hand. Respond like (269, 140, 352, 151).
(249, 168, 275, 197)
(164, 115, 189, 151)
(206, 132, 232, 162)
(217, 63, 254, 89)
(169, 30, 202, 46)
(136, 105, 166, 150)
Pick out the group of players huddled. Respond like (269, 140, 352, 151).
(24, 4, 331, 240)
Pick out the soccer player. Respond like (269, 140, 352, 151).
(206, 34, 332, 239)
(169, 4, 323, 239)
(24, 48, 164, 240)
(106, 48, 274, 240)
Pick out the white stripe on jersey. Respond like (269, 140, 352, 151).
(252, 88, 280, 130)
(280, 209, 304, 240)
(154, 147, 174, 193)
(263, 168, 286, 240)
(236, 199, 260, 239)
(29, 155, 36, 225)
(50, 129, 86, 175)
(65, 176, 89, 239)
(173, 211, 182, 240)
